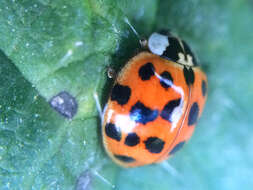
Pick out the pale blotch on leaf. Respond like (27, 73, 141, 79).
(75, 170, 92, 190)
(49, 91, 78, 119)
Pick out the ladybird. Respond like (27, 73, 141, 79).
(102, 31, 207, 167)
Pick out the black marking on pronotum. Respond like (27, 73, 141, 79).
(169, 141, 185, 155)
(188, 102, 199, 126)
(105, 123, 121, 141)
(183, 66, 195, 86)
(49, 91, 78, 119)
(182, 40, 198, 66)
(114, 155, 135, 163)
(139, 62, 155, 80)
(130, 101, 159, 124)
(158, 29, 172, 36)
(160, 71, 173, 89)
(124, 133, 140, 147)
(162, 37, 183, 62)
(202, 80, 207, 97)
(160, 99, 181, 122)
(111, 83, 131, 105)
(144, 137, 165, 154)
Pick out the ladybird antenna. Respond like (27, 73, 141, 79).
(124, 17, 140, 39)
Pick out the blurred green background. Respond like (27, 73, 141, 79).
(0, 0, 253, 189)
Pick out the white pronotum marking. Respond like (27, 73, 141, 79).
(148, 32, 169, 56)
(177, 52, 194, 67)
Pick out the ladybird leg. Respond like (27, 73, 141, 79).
(107, 67, 116, 79)
(160, 162, 181, 178)
(92, 170, 116, 189)
(93, 92, 103, 119)
(139, 38, 148, 49)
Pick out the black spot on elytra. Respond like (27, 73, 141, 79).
(125, 133, 140, 147)
(188, 102, 199, 126)
(111, 84, 131, 105)
(182, 40, 198, 66)
(162, 37, 183, 62)
(49, 91, 78, 119)
(160, 71, 173, 89)
(144, 137, 165, 154)
(183, 67, 195, 86)
(202, 80, 207, 97)
(105, 123, 121, 141)
(138, 62, 155, 80)
(130, 101, 159, 124)
(114, 155, 135, 163)
(169, 141, 185, 155)
(160, 99, 181, 122)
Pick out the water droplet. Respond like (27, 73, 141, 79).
(75, 41, 83, 47)
(48, 41, 53, 47)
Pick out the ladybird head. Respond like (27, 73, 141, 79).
(148, 32, 198, 67)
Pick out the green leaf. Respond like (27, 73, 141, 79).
(1, 0, 253, 189)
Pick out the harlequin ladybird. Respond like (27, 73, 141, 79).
(102, 31, 207, 167)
